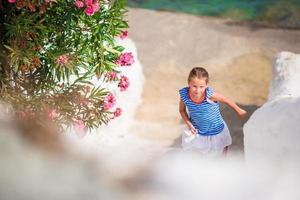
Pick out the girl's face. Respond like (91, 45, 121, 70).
(188, 77, 207, 97)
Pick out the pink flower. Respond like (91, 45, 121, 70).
(116, 52, 134, 66)
(8, 0, 16, 3)
(118, 75, 130, 91)
(92, 1, 100, 12)
(120, 31, 128, 40)
(56, 54, 68, 65)
(84, 5, 94, 16)
(103, 103, 112, 110)
(75, 0, 84, 8)
(84, 0, 93, 5)
(84, 0, 100, 16)
(74, 120, 87, 138)
(114, 107, 122, 117)
(48, 109, 59, 120)
(106, 71, 118, 81)
(103, 92, 115, 110)
(105, 93, 116, 104)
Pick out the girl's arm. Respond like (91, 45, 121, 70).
(210, 92, 247, 118)
(179, 98, 197, 134)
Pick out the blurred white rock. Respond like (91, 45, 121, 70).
(0, 107, 124, 200)
(269, 51, 300, 101)
(244, 51, 300, 166)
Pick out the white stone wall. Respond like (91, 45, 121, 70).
(269, 51, 300, 101)
(244, 51, 300, 166)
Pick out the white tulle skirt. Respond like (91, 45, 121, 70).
(181, 123, 232, 155)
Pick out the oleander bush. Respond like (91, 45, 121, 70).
(0, 0, 133, 134)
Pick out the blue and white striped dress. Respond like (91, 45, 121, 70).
(179, 87, 232, 154)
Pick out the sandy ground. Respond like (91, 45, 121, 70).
(126, 8, 300, 155)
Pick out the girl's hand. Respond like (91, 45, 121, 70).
(237, 108, 247, 119)
(186, 121, 197, 134)
(188, 124, 197, 134)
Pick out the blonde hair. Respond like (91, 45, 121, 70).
(188, 67, 209, 83)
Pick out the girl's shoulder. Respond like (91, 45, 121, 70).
(179, 86, 188, 94)
(179, 87, 189, 100)
(206, 87, 214, 98)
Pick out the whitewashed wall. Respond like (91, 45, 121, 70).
(244, 51, 300, 166)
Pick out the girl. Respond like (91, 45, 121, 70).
(179, 67, 247, 156)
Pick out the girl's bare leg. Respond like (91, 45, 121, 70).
(222, 146, 229, 157)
